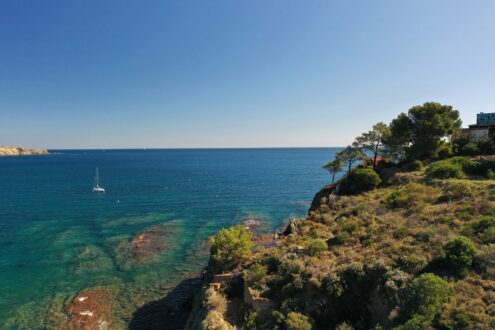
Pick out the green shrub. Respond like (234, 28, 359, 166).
(309, 228, 319, 238)
(386, 190, 410, 208)
(469, 216, 495, 233)
(444, 236, 477, 271)
(462, 216, 495, 243)
(476, 244, 495, 276)
(452, 310, 472, 329)
(244, 310, 257, 329)
(210, 224, 253, 270)
(396, 254, 427, 274)
(446, 156, 495, 176)
(487, 169, 495, 180)
(400, 273, 452, 325)
(456, 211, 473, 222)
(467, 161, 495, 176)
(329, 231, 351, 245)
(426, 160, 463, 179)
(441, 182, 472, 201)
(307, 239, 328, 257)
(245, 262, 267, 289)
(438, 144, 454, 159)
(481, 227, 495, 244)
(341, 219, 360, 233)
(459, 142, 480, 156)
(340, 168, 381, 195)
(393, 227, 409, 239)
(279, 253, 305, 276)
(395, 314, 431, 330)
(285, 312, 313, 330)
(415, 230, 434, 242)
(406, 160, 423, 171)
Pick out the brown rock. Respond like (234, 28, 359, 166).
(113, 223, 178, 269)
(55, 287, 118, 330)
(243, 217, 263, 231)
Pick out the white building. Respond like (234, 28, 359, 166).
(462, 112, 494, 141)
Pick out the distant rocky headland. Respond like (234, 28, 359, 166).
(0, 146, 49, 156)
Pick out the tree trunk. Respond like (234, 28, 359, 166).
(332, 172, 336, 184)
(373, 142, 380, 169)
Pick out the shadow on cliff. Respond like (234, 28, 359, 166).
(129, 277, 203, 330)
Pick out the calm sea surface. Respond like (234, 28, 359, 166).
(0, 148, 340, 327)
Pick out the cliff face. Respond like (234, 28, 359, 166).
(0, 146, 49, 156)
(308, 182, 337, 214)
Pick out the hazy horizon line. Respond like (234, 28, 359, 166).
(45, 146, 345, 151)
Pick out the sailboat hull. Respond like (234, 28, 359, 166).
(93, 167, 105, 192)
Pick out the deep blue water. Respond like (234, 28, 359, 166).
(0, 148, 339, 327)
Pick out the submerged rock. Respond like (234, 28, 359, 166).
(112, 222, 179, 270)
(74, 245, 113, 274)
(54, 286, 122, 330)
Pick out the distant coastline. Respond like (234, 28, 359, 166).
(0, 146, 49, 156)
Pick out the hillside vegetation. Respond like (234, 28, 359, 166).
(187, 103, 495, 330)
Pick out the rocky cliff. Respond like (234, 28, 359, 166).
(186, 167, 495, 330)
(0, 146, 49, 156)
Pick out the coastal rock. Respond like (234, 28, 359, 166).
(308, 182, 338, 213)
(252, 233, 277, 248)
(282, 218, 300, 236)
(55, 287, 120, 330)
(243, 217, 263, 231)
(0, 146, 49, 156)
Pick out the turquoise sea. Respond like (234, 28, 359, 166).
(0, 148, 339, 328)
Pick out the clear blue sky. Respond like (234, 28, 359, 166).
(1, 1, 494, 149)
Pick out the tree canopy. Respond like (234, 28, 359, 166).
(399, 273, 452, 328)
(336, 145, 367, 174)
(210, 224, 253, 271)
(323, 158, 344, 183)
(387, 102, 462, 160)
(355, 122, 390, 167)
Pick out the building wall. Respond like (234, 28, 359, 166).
(478, 113, 495, 125)
(466, 128, 490, 141)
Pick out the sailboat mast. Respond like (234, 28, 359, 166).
(95, 167, 99, 187)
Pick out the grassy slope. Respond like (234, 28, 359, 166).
(189, 170, 495, 329)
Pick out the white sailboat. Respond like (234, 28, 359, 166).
(92, 167, 106, 193)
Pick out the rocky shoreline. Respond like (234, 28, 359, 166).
(0, 146, 49, 156)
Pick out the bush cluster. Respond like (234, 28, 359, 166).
(210, 224, 253, 271)
(427, 157, 495, 179)
(307, 238, 328, 257)
(285, 312, 313, 330)
(443, 236, 477, 272)
(426, 160, 463, 179)
(462, 216, 495, 244)
(406, 160, 423, 172)
(398, 273, 452, 329)
(340, 168, 381, 195)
